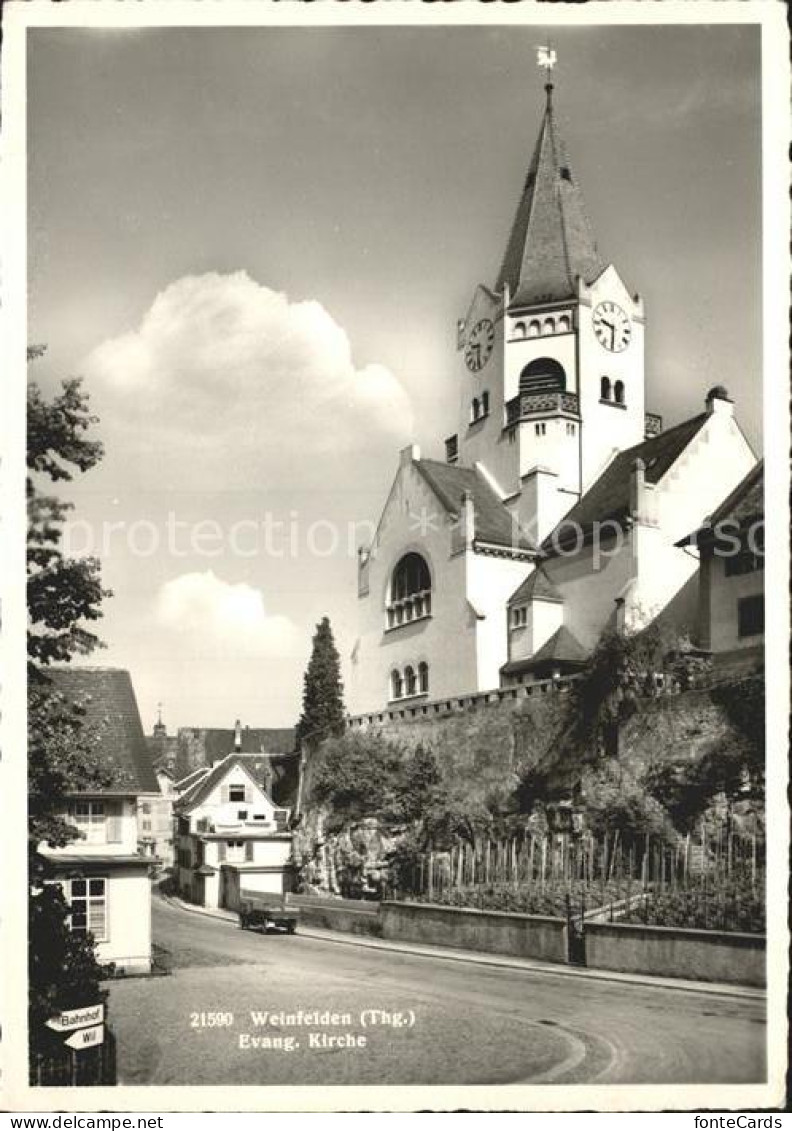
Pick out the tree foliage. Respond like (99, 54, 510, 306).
(27, 360, 110, 666)
(27, 351, 112, 1054)
(295, 616, 345, 753)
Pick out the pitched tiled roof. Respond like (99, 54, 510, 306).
(414, 459, 536, 552)
(177, 727, 295, 762)
(543, 413, 708, 553)
(501, 626, 588, 675)
(508, 565, 563, 606)
(176, 752, 296, 812)
(678, 461, 763, 547)
(496, 86, 605, 306)
(44, 667, 159, 794)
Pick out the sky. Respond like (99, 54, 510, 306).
(26, 20, 763, 733)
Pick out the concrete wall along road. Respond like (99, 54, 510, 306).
(584, 920, 765, 987)
(380, 900, 568, 964)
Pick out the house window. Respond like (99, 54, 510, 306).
(140, 802, 151, 815)
(418, 662, 429, 694)
(74, 801, 106, 844)
(614, 380, 625, 405)
(600, 376, 611, 401)
(391, 669, 403, 700)
(237, 809, 248, 821)
(68, 878, 107, 941)
(228, 785, 246, 803)
(387, 552, 432, 628)
(253, 813, 268, 822)
(737, 595, 764, 639)
(511, 606, 527, 628)
(225, 839, 245, 863)
(141, 819, 152, 832)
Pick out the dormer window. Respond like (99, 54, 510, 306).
(511, 606, 528, 628)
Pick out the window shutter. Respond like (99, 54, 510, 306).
(106, 801, 123, 843)
(218, 841, 226, 863)
(245, 840, 254, 862)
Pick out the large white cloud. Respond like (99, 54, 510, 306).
(156, 570, 299, 657)
(83, 271, 413, 486)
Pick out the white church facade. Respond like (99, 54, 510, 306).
(348, 77, 757, 717)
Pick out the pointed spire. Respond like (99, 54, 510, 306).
(495, 80, 604, 307)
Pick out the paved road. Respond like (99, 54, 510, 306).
(106, 895, 766, 1087)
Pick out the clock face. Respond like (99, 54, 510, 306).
(593, 302, 631, 353)
(465, 318, 495, 372)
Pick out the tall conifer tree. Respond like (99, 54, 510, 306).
(295, 616, 345, 753)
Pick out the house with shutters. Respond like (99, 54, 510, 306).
(174, 727, 294, 911)
(37, 667, 160, 974)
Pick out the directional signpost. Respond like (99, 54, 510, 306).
(46, 1002, 104, 1033)
(65, 1023, 105, 1050)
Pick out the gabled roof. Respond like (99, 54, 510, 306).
(177, 727, 295, 763)
(414, 459, 537, 552)
(176, 753, 281, 812)
(496, 84, 605, 307)
(543, 413, 709, 553)
(501, 626, 588, 675)
(677, 460, 763, 547)
(43, 667, 159, 794)
(508, 565, 563, 607)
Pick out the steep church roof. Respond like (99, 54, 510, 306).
(496, 83, 605, 307)
(414, 459, 537, 552)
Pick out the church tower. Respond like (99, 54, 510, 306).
(450, 70, 646, 543)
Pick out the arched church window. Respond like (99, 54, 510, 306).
(614, 380, 625, 405)
(471, 397, 480, 422)
(543, 317, 555, 335)
(557, 315, 571, 333)
(482, 391, 490, 416)
(388, 552, 432, 627)
(528, 320, 541, 338)
(404, 666, 417, 697)
(418, 662, 429, 694)
(600, 376, 611, 401)
(519, 358, 567, 397)
(391, 670, 403, 701)
(514, 321, 526, 339)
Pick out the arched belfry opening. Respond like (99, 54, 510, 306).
(519, 357, 567, 396)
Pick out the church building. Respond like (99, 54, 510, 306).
(348, 70, 757, 717)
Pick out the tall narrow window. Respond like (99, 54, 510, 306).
(391, 670, 403, 700)
(600, 376, 611, 401)
(614, 380, 625, 405)
(481, 391, 490, 416)
(404, 666, 417, 696)
(68, 878, 107, 941)
(471, 397, 480, 422)
(418, 662, 429, 694)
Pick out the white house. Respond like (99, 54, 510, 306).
(348, 78, 757, 716)
(175, 730, 293, 912)
(38, 667, 159, 975)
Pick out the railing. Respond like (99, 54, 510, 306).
(386, 589, 432, 629)
(644, 412, 663, 437)
(505, 391, 579, 426)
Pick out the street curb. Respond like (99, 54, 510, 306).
(156, 891, 765, 1002)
